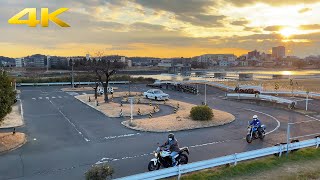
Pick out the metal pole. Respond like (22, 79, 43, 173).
(286, 123, 290, 156)
(204, 83, 207, 105)
(130, 98, 133, 122)
(129, 79, 131, 96)
(71, 60, 74, 88)
(306, 93, 309, 111)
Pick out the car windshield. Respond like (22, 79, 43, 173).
(154, 90, 163, 94)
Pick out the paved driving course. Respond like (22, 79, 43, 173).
(0, 84, 319, 180)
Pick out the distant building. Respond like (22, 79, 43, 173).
(34, 57, 45, 67)
(127, 60, 132, 67)
(272, 46, 285, 59)
(248, 50, 260, 60)
(120, 56, 126, 63)
(15, 58, 24, 67)
(219, 60, 229, 67)
(197, 54, 236, 67)
(86, 54, 90, 61)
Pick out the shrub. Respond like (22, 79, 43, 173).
(190, 105, 214, 121)
(0, 71, 16, 122)
(85, 164, 114, 180)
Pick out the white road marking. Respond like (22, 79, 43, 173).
(49, 100, 90, 142)
(38, 97, 43, 100)
(305, 115, 320, 122)
(66, 92, 79, 96)
(32, 98, 36, 100)
(52, 97, 56, 99)
(244, 108, 281, 135)
(46, 97, 49, 99)
(58, 96, 62, 98)
(103, 133, 140, 140)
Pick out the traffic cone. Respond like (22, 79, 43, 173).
(149, 112, 152, 119)
(120, 101, 123, 107)
(137, 108, 141, 115)
(174, 108, 177, 113)
(149, 100, 152, 106)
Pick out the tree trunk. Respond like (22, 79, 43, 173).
(94, 82, 98, 100)
(104, 79, 109, 103)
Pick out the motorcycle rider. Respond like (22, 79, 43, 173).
(250, 115, 262, 133)
(160, 133, 180, 167)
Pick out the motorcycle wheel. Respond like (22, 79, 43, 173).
(246, 134, 252, 143)
(148, 161, 160, 171)
(259, 131, 265, 140)
(178, 154, 189, 165)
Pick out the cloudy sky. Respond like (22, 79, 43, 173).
(1, 0, 320, 58)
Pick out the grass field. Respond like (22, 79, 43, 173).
(177, 148, 320, 180)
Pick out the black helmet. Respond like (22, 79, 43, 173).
(168, 133, 174, 139)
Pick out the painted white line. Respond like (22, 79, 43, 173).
(244, 108, 281, 135)
(103, 133, 140, 140)
(38, 97, 43, 100)
(52, 97, 56, 99)
(49, 100, 90, 142)
(305, 115, 320, 122)
(46, 97, 49, 99)
(32, 98, 36, 100)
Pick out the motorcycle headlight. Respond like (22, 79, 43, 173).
(154, 153, 158, 157)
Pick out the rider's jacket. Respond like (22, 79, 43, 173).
(250, 118, 261, 127)
(161, 138, 180, 152)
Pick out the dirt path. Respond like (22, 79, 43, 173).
(0, 133, 26, 154)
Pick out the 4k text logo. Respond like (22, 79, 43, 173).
(8, 8, 70, 27)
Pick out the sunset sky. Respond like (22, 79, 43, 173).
(1, 0, 320, 58)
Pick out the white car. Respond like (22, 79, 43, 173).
(98, 86, 114, 95)
(143, 89, 169, 101)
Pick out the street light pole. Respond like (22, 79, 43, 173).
(71, 59, 74, 88)
(130, 97, 133, 122)
(306, 91, 309, 111)
(204, 82, 207, 105)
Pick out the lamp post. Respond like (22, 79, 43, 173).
(306, 90, 309, 111)
(129, 97, 134, 122)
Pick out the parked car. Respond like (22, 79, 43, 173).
(143, 89, 169, 101)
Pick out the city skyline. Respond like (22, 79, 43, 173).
(1, 1, 320, 58)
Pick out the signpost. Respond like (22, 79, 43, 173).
(306, 90, 309, 111)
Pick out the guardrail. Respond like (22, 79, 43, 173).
(18, 81, 130, 86)
(116, 137, 320, 180)
(226, 93, 295, 104)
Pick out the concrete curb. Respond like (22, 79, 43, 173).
(0, 133, 27, 155)
(0, 99, 24, 129)
(74, 96, 160, 118)
(121, 117, 235, 133)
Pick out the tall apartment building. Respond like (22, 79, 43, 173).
(272, 46, 286, 59)
(15, 58, 24, 67)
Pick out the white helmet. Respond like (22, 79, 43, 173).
(253, 115, 258, 119)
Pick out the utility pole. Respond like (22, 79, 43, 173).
(129, 97, 133, 123)
(204, 83, 207, 105)
(306, 90, 309, 111)
(71, 58, 74, 88)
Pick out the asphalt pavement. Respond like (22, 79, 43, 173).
(0, 84, 319, 180)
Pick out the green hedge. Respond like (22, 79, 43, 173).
(190, 105, 214, 121)
(0, 71, 16, 121)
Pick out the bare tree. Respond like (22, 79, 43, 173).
(90, 51, 117, 103)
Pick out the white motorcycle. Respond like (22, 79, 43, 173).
(148, 145, 189, 171)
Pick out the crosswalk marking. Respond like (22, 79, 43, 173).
(39, 97, 42, 100)
(32, 98, 36, 100)
(52, 97, 56, 99)
(46, 97, 49, 99)
(58, 96, 62, 98)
